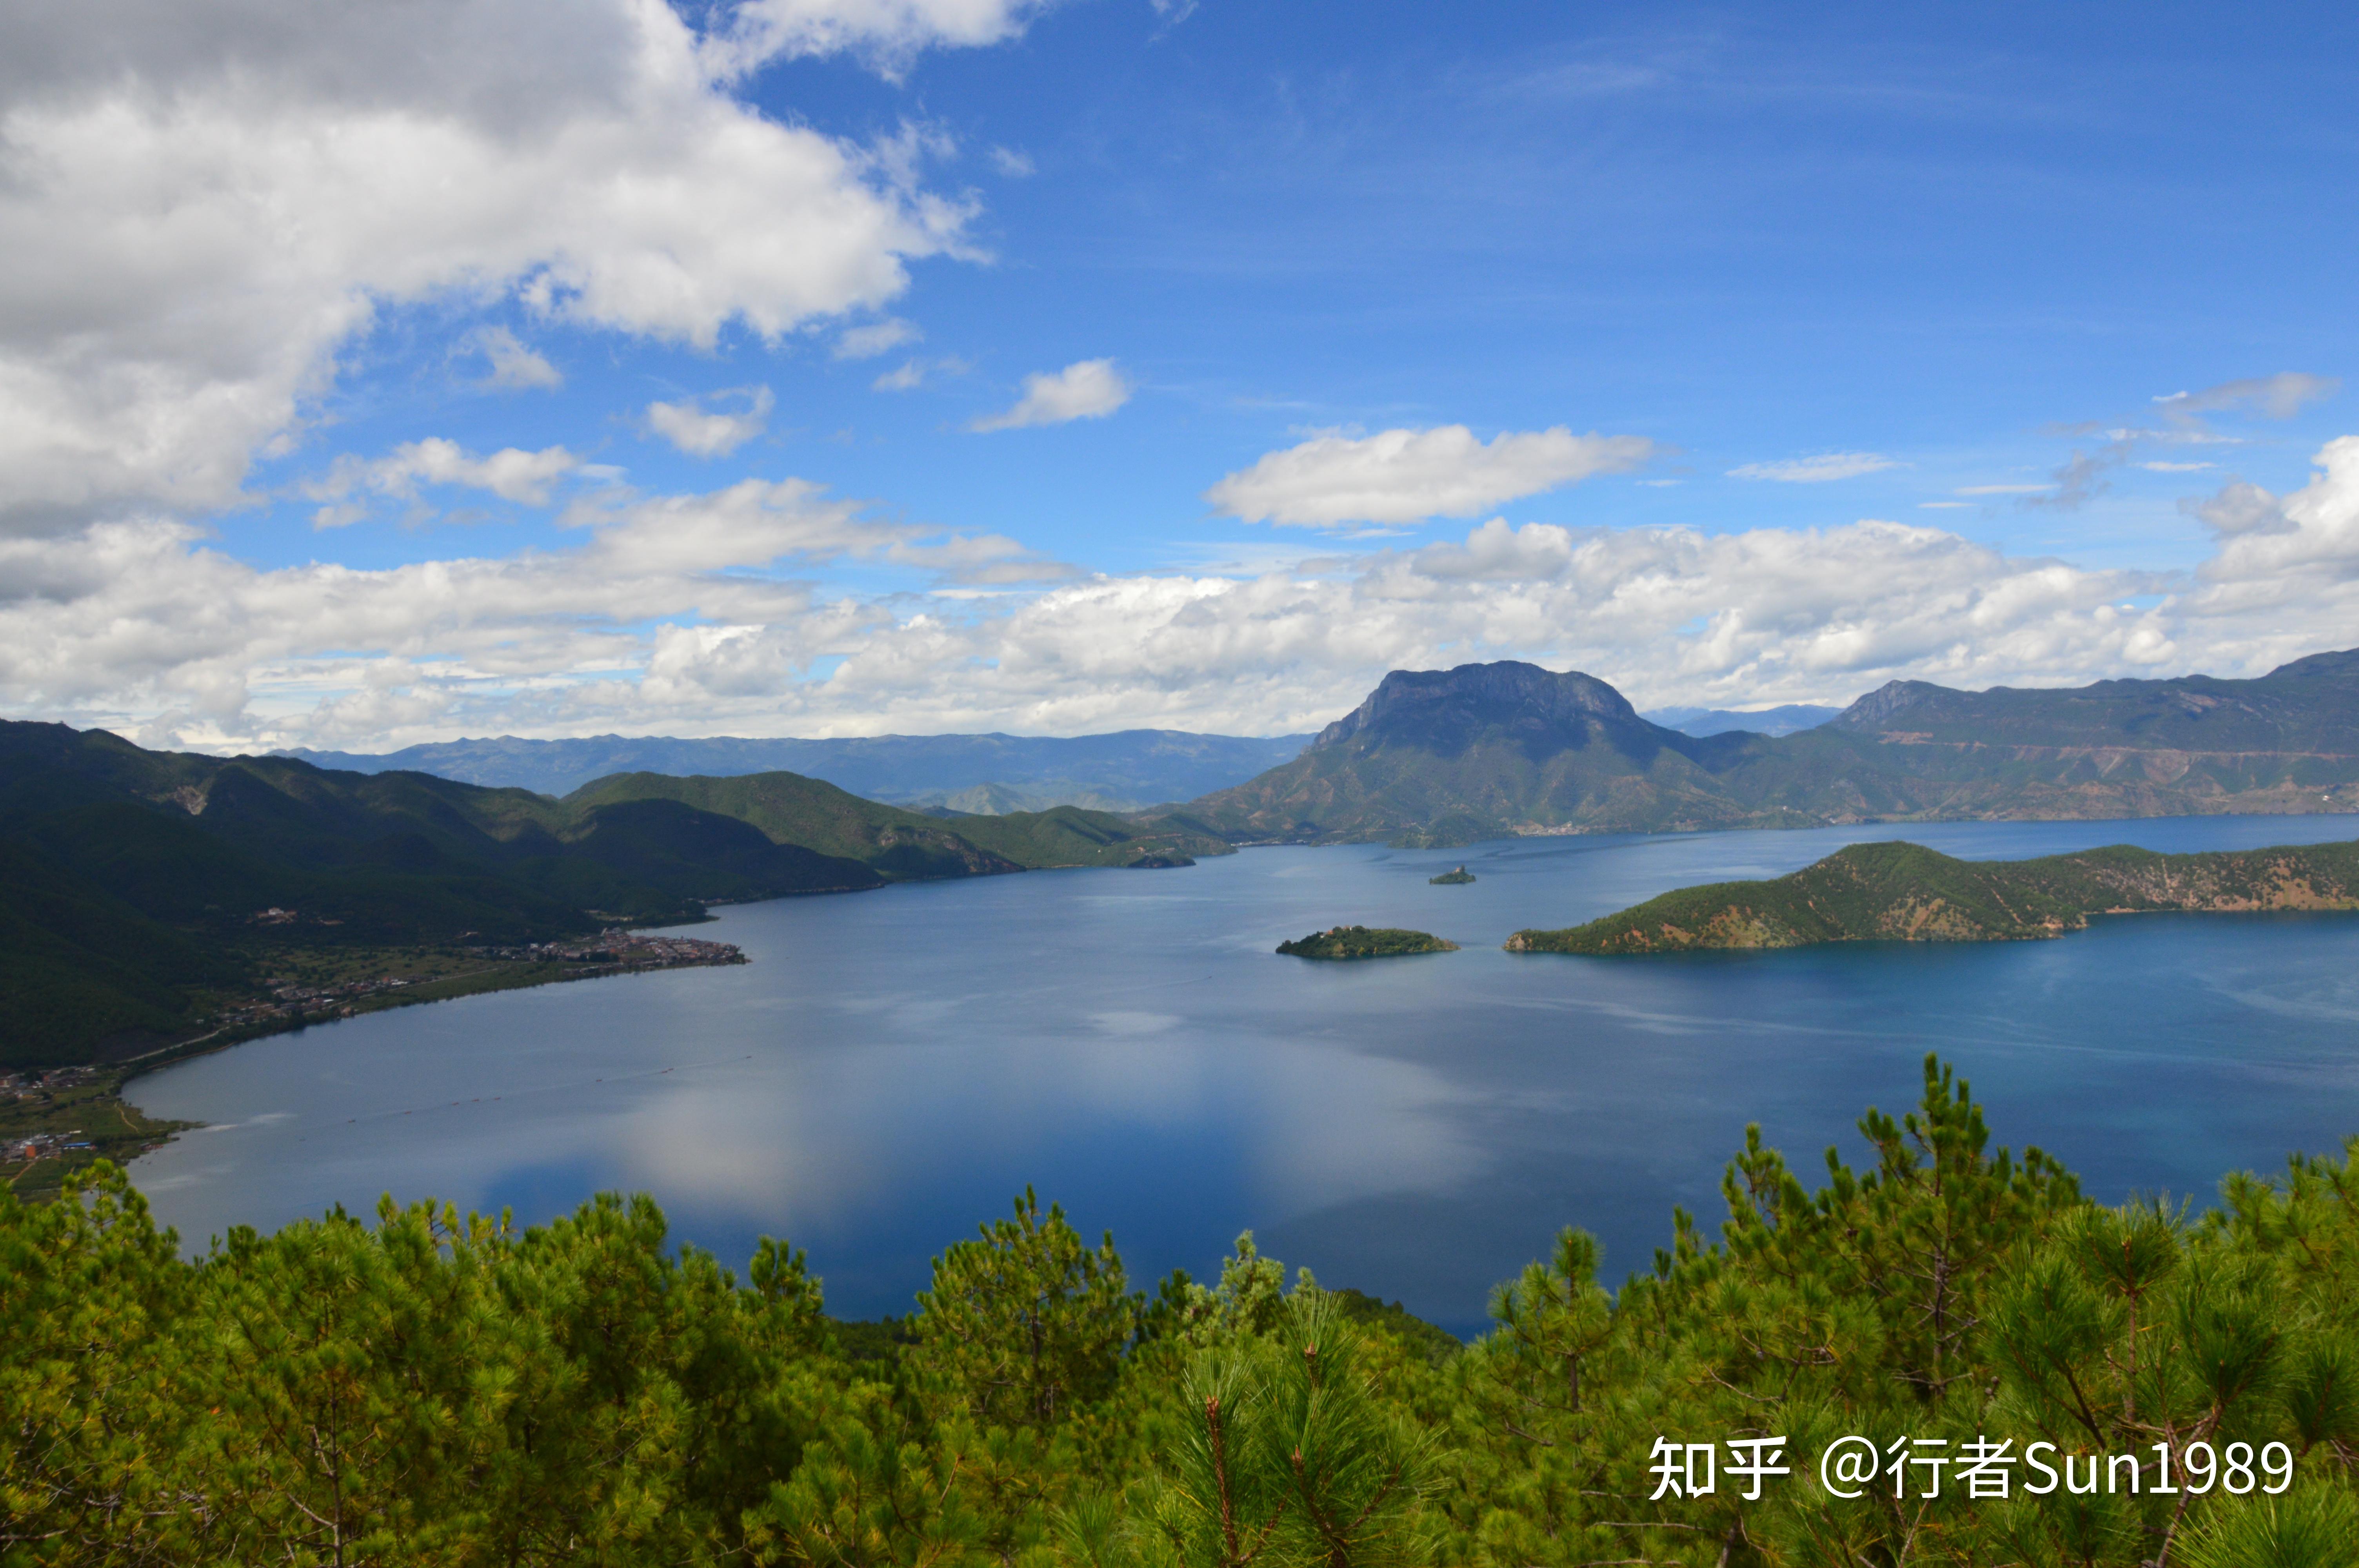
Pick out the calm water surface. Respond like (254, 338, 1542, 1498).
(127, 815, 2359, 1336)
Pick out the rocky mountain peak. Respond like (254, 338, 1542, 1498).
(1310, 661, 1643, 752)
(1828, 679, 1947, 730)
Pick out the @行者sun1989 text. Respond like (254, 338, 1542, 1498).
(1648, 1436, 2296, 1502)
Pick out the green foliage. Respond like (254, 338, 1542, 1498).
(1148, 1294, 1434, 1568)
(0, 722, 1226, 1068)
(1510, 836, 2359, 954)
(1274, 928, 1457, 960)
(567, 771, 1233, 878)
(912, 1187, 1137, 1430)
(7, 1064, 2359, 1566)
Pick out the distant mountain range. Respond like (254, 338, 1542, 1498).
(278, 730, 1312, 810)
(1185, 650, 2359, 845)
(1639, 704, 1841, 737)
(12, 645, 2357, 1063)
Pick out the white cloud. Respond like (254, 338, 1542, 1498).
(20, 438, 2359, 756)
(1955, 484, 2049, 495)
(1917, 501, 1972, 509)
(702, 0, 1056, 78)
(0, 0, 986, 536)
(308, 439, 582, 524)
(874, 360, 929, 392)
(834, 318, 922, 359)
(645, 387, 775, 457)
(2196, 439, 2359, 582)
(1727, 452, 1898, 483)
(988, 145, 1036, 177)
(2142, 461, 2215, 473)
(971, 358, 1132, 432)
(465, 327, 563, 391)
(1206, 425, 1655, 526)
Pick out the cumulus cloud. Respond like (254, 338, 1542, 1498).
(971, 358, 1132, 431)
(874, 361, 929, 392)
(1727, 452, 1898, 483)
(0, 0, 984, 535)
(13, 435, 2350, 753)
(1207, 425, 1656, 527)
(2195, 439, 2359, 584)
(834, 318, 922, 359)
(645, 387, 775, 457)
(307, 439, 582, 524)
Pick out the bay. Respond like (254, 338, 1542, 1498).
(126, 814, 2359, 1337)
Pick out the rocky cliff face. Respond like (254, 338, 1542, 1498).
(1311, 662, 1644, 755)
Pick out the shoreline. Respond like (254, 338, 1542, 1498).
(1, 929, 746, 1203)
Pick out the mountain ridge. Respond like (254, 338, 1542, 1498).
(276, 728, 1312, 806)
(1506, 837, 2359, 954)
(1183, 650, 2359, 846)
(0, 721, 1233, 1065)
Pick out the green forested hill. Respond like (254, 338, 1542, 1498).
(7, 1060, 2357, 1566)
(1509, 836, 2359, 953)
(567, 770, 1235, 872)
(1186, 651, 2359, 846)
(0, 722, 1225, 1067)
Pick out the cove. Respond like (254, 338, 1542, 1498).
(126, 813, 2359, 1338)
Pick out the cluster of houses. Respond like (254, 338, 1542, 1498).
(462, 931, 747, 970)
(2, 1066, 94, 1100)
(4, 1130, 95, 1165)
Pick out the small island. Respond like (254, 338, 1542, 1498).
(1430, 865, 1476, 885)
(1505, 838, 2359, 955)
(1278, 925, 1459, 960)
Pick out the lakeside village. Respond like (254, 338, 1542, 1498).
(4, 927, 745, 1199)
(2, 1067, 101, 1164)
(214, 923, 750, 1034)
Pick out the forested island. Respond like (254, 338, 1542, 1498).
(1276, 925, 1458, 958)
(4, 1059, 2352, 1566)
(1429, 865, 1476, 884)
(1508, 837, 2359, 954)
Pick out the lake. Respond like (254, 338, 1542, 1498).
(125, 814, 2359, 1337)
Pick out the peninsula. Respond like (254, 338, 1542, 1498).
(1278, 926, 1458, 959)
(1505, 837, 2359, 954)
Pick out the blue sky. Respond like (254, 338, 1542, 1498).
(4, 0, 2355, 746)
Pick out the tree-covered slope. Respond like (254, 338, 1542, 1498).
(1508, 836, 2359, 953)
(0, 722, 1239, 1065)
(567, 771, 1234, 873)
(0, 726, 883, 1065)
(9, 1060, 2359, 1566)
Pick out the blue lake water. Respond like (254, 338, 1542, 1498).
(125, 814, 2359, 1337)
